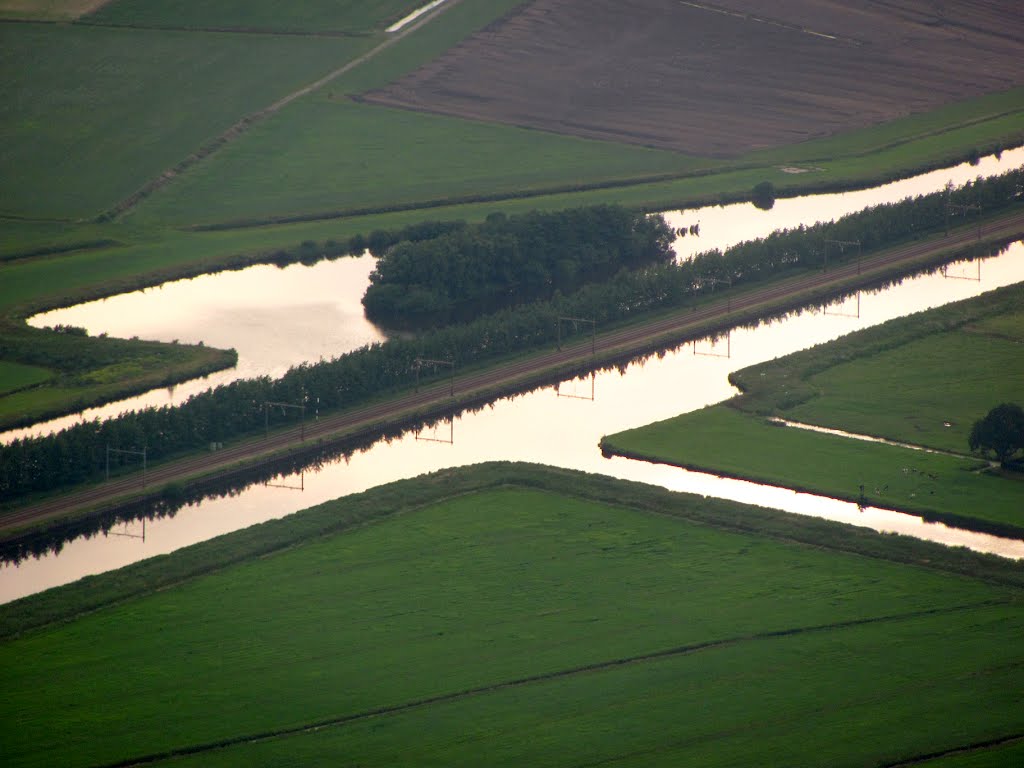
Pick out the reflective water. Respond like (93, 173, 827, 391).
(4, 242, 1023, 604)
(11, 256, 386, 442)
(12, 147, 1022, 443)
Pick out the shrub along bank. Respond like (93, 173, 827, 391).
(1, 168, 1021, 502)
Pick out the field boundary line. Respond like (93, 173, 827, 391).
(881, 733, 1024, 767)
(93, 600, 1005, 768)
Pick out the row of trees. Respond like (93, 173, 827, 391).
(2, 167, 1021, 500)
(363, 206, 675, 328)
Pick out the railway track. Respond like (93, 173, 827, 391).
(4, 212, 1023, 536)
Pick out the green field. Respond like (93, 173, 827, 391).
(602, 283, 1024, 535)
(732, 283, 1024, 454)
(604, 405, 1024, 532)
(2, 465, 1023, 767)
(84, 0, 421, 33)
(0, 0, 102, 20)
(0, 23, 372, 219)
(0, 361, 50, 395)
(787, 322, 1024, 454)
(127, 99, 702, 226)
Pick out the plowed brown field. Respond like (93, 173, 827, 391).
(361, 0, 1024, 157)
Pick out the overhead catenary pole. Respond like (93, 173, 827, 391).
(701, 277, 732, 313)
(264, 400, 307, 441)
(945, 201, 981, 239)
(415, 357, 455, 397)
(823, 239, 861, 274)
(557, 317, 596, 356)
(106, 445, 147, 487)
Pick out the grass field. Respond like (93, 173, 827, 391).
(0, 0, 105, 20)
(2, 465, 1022, 767)
(602, 283, 1024, 535)
(0, 23, 373, 219)
(604, 405, 1024, 533)
(83, 0, 421, 33)
(787, 321, 1024, 454)
(128, 99, 702, 226)
(0, 361, 50, 396)
(732, 282, 1024, 453)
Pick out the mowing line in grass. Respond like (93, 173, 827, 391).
(72, 600, 1008, 768)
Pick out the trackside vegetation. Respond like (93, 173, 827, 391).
(601, 282, 1024, 536)
(2, 464, 1023, 767)
(2, 170, 1022, 504)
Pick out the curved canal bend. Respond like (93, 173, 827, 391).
(3, 152, 1024, 603)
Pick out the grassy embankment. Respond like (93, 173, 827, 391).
(602, 283, 1024, 536)
(2, 463, 1024, 767)
(2, 0, 1023, 430)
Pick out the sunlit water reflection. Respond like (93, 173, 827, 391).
(11, 147, 1022, 443)
(3, 242, 1023, 603)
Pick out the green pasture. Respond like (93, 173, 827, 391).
(604, 405, 1024, 532)
(747, 87, 1024, 166)
(729, 282, 1024, 453)
(603, 284, 1024, 534)
(787, 324, 1024, 454)
(128, 99, 702, 226)
(126, 87, 1024, 229)
(0, 0, 101, 20)
(160, 608, 1024, 767)
(84, 0, 422, 33)
(0, 330, 235, 428)
(3, 466, 1022, 767)
(0, 361, 50, 395)
(0, 23, 372, 219)
(924, 741, 1024, 768)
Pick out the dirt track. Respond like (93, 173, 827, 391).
(361, 0, 1024, 157)
(5, 211, 1023, 539)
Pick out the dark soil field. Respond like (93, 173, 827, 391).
(361, 0, 1024, 157)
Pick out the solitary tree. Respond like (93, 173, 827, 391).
(751, 181, 776, 211)
(968, 403, 1024, 466)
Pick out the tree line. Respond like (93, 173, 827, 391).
(2, 167, 1021, 501)
(362, 206, 675, 328)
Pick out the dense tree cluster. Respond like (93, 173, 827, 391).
(2, 167, 1021, 501)
(969, 403, 1024, 466)
(362, 206, 675, 327)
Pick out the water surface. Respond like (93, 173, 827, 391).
(4, 243, 1022, 603)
